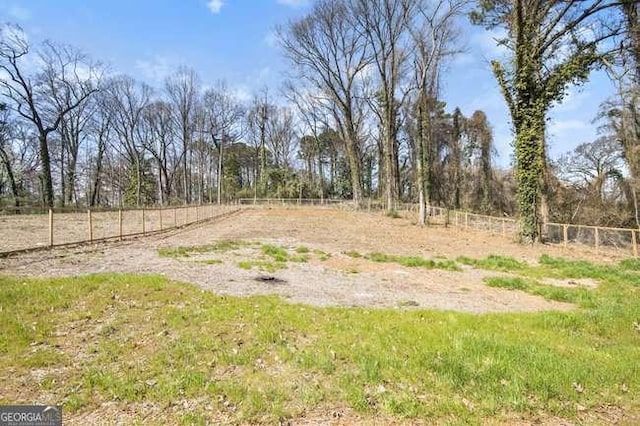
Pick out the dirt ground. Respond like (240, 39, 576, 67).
(0, 206, 619, 313)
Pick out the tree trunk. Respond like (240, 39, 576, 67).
(0, 151, 21, 208)
(416, 102, 427, 227)
(39, 134, 55, 208)
(514, 110, 545, 243)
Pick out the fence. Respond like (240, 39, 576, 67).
(246, 198, 637, 256)
(237, 198, 353, 208)
(0, 204, 237, 255)
(3, 197, 639, 257)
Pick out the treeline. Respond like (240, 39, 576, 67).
(1, 0, 639, 244)
(0, 13, 512, 217)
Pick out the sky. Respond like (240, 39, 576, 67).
(0, 0, 618, 167)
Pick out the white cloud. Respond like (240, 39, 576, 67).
(276, 0, 308, 7)
(135, 56, 178, 84)
(7, 4, 31, 21)
(207, 0, 224, 14)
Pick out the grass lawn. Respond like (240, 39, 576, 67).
(1, 254, 639, 424)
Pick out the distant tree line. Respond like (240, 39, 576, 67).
(0, 0, 638, 244)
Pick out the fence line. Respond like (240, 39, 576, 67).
(0, 203, 238, 256)
(2, 198, 639, 257)
(242, 198, 639, 256)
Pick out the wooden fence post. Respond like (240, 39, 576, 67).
(633, 230, 638, 258)
(173, 207, 177, 228)
(465, 213, 469, 229)
(563, 224, 568, 249)
(87, 209, 93, 243)
(49, 209, 53, 247)
(118, 209, 123, 241)
(142, 208, 146, 235)
(185, 206, 188, 225)
(196, 205, 199, 222)
(159, 208, 163, 231)
(594, 227, 599, 252)
(502, 219, 506, 237)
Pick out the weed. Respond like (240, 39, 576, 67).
(344, 251, 362, 258)
(295, 246, 310, 254)
(262, 245, 289, 262)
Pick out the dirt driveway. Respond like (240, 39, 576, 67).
(0, 206, 612, 313)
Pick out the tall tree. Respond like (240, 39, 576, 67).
(0, 24, 97, 207)
(104, 76, 153, 206)
(408, 0, 464, 225)
(278, 0, 371, 205)
(471, 0, 626, 242)
(351, 0, 417, 210)
(202, 81, 244, 204)
(165, 67, 199, 205)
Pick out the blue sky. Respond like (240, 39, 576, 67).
(0, 0, 616, 167)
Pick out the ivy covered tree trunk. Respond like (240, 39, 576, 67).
(513, 110, 545, 243)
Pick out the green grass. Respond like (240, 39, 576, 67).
(344, 251, 362, 258)
(457, 254, 527, 272)
(158, 240, 250, 258)
(262, 245, 289, 262)
(3, 253, 640, 423)
(367, 252, 460, 271)
(0, 270, 638, 423)
(237, 260, 287, 273)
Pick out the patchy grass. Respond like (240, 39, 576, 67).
(0, 270, 639, 424)
(457, 254, 527, 272)
(295, 246, 310, 254)
(237, 260, 287, 273)
(158, 240, 251, 258)
(367, 252, 460, 271)
(314, 250, 331, 261)
(344, 251, 362, 258)
(262, 245, 289, 262)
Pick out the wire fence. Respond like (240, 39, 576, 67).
(0, 204, 237, 255)
(3, 197, 639, 257)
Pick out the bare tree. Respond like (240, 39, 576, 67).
(142, 100, 179, 205)
(407, 0, 464, 225)
(0, 24, 97, 207)
(278, 0, 371, 205)
(104, 75, 153, 206)
(165, 67, 199, 205)
(350, 0, 418, 210)
(202, 81, 244, 204)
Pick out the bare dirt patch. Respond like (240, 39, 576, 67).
(0, 206, 601, 313)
